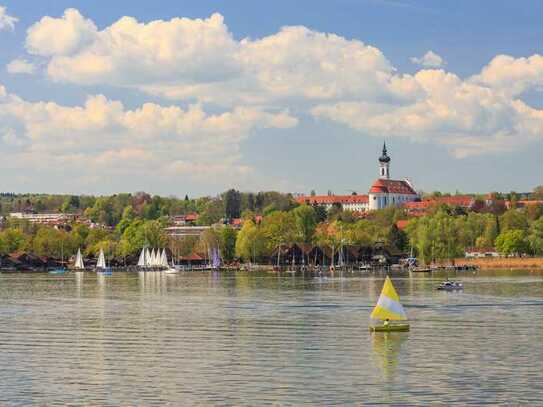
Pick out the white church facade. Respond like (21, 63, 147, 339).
(368, 143, 418, 210)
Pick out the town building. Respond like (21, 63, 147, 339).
(9, 212, 77, 226)
(296, 194, 369, 212)
(368, 143, 418, 210)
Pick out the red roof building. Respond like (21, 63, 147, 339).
(296, 194, 369, 212)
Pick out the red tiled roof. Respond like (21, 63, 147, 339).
(369, 179, 417, 195)
(185, 213, 199, 221)
(423, 195, 475, 207)
(403, 201, 431, 209)
(517, 200, 543, 206)
(396, 220, 410, 230)
(231, 218, 243, 226)
(179, 253, 204, 261)
(296, 195, 369, 205)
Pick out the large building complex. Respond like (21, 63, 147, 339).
(297, 143, 419, 212)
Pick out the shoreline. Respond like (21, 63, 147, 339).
(454, 257, 543, 269)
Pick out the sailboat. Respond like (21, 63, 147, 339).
(74, 248, 85, 271)
(49, 241, 67, 274)
(96, 248, 112, 275)
(137, 248, 146, 268)
(164, 250, 179, 274)
(211, 248, 221, 270)
(369, 276, 410, 332)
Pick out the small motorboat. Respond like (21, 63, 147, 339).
(49, 268, 67, 275)
(436, 280, 463, 291)
(164, 267, 179, 274)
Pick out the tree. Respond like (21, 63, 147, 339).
(224, 189, 241, 220)
(219, 226, 237, 262)
(198, 199, 224, 225)
(260, 211, 297, 253)
(495, 230, 528, 256)
(388, 224, 408, 251)
(235, 219, 266, 262)
(532, 186, 543, 200)
(500, 209, 528, 232)
(528, 218, 543, 255)
(313, 205, 327, 223)
(0, 228, 30, 254)
(115, 206, 135, 235)
(292, 205, 317, 243)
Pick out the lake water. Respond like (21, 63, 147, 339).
(1, 269, 543, 406)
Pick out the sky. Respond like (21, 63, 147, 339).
(0, 0, 543, 197)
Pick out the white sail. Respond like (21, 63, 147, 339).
(137, 248, 146, 267)
(74, 248, 85, 269)
(145, 248, 151, 267)
(96, 249, 106, 269)
(150, 249, 157, 266)
(161, 249, 169, 267)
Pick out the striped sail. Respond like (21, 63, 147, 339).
(370, 276, 407, 321)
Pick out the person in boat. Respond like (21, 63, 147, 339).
(383, 318, 390, 327)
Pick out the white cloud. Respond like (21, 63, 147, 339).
(0, 85, 297, 185)
(6, 59, 36, 74)
(312, 68, 543, 157)
(0, 5, 17, 31)
(26, 8, 97, 56)
(410, 50, 445, 68)
(472, 54, 543, 96)
(26, 11, 397, 106)
(15, 9, 543, 160)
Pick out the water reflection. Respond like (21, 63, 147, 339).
(371, 332, 408, 381)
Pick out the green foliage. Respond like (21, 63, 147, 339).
(292, 205, 317, 243)
(495, 229, 528, 256)
(33, 228, 79, 259)
(500, 209, 528, 232)
(528, 218, 543, 255)
(219, 226, 237, 262)
(406, 210, 464, 264)
(235, 220, 266, 262)
(260, 211, 297, 253)
(0, 228, 31, 254)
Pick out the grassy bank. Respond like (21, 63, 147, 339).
(454, 257, 543, 269)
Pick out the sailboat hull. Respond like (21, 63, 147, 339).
(369, 324, 410, 332)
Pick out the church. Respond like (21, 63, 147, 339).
(368, 143, 418, 210)
(296, 143, 418, 212)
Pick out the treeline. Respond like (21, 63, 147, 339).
(1, 189, 543, 265)
(0, 190, 297, 226)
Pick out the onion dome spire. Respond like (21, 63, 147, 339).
(379, 142, 390, 163)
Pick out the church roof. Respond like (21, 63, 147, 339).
(369, 179, 417, 195)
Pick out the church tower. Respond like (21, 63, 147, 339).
(379, 142, 390, 179)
